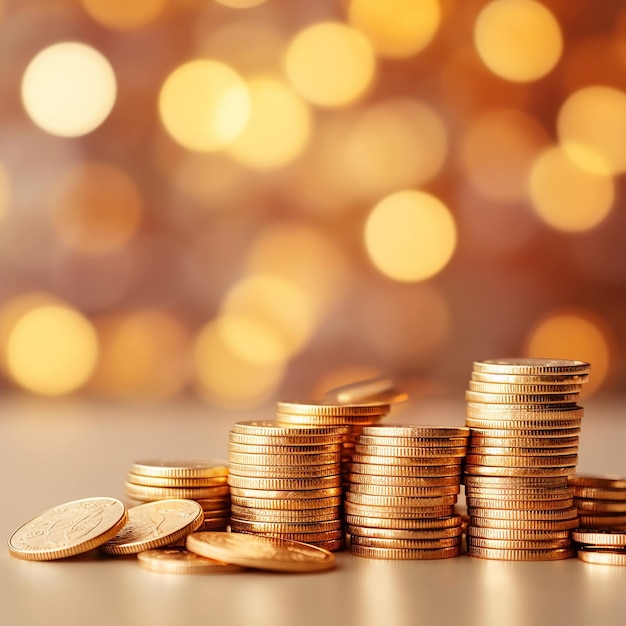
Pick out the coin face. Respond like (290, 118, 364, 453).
(186, 531, 336, 572)
(101, 499, 204, 555)
(8, 497, 128, 561)
(137, 547, 244, 574)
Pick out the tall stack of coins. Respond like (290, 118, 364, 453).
(227, 421, 347, 551)
(276, 401, 390, 489)
(573, 529, 626, 565)
(125, 460, 231, 531)
(345, 425, 469, 559)
(569, 475, 626, 529)
(464, 358, 590, 561)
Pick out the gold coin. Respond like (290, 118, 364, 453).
(276, 401, 390, 417)
(349, 473, 460, 488)
(277, 414, 380, 426)
(126, 473, 228, 488)
(569, 475, 626, 489)
(470, 436, 579, 448)
(361, 425, 470, 438)
(186, 531, 335, 572)
(465, 454, 578, 468)
(471, 371, 589, 385)
(349, 483, 460, 497)
(467, 498, 574, 510)
(468, 381, 583, 394)
(467, 537, 571, 550)
(465, 488, 573, 501)
(227, 452, 340, 467)
(308, 539, 345, 552)
(227, 475, 342, 490)
(465, 417, 583, 430)
(227, 442, 343, 454)
(469, 507, 578, 521)
(125, 482, 230, 501)
(466, 391, 580, 405)
(467, 446, 578, 457)
(463, 475, 569, 488)
(232, 421, 349, 436)
(577, 548, 626, 565)
(468, 546, 574, 560)
(321, 375, 408, 405)
(137, 547, 243, 574)
(352, 454, 463, 467)
(574, 499, 626, 513)
(356, 435, 469, 447)
(232, 528, 345, 543)
(227, 462, 341, 478)
(469, 427, 581, 438)
(130, 460, 228, 479)
(572, 529, 626, 547)
(354, 444, 467, 458)
(351, 462, 461, 477)
(350, 535, 461, 549)
(229, 518, 342, 533)
(472, 358, 590, 375)
(230, 505, 341, 523)
(348, 526, 462, 540)
(197, 519, 230, 531)
(346, 513, 462, 530)
(344, 502, 455, 518)
(196, 497, 231, 509)
(231, 495, 342, 510)
(345, 492, 457, 508)
(228, 486, 343, 499)
(577, 514, 626, 527)
(101, 500, 204, 555)
(8, 497, 128, 561)
(469, 517, 579, 530)
(228, 432, 345, 446)
(467, 526, 570, 540)
(571, 487, 626, 501)
(464, 465, 576, 477)
(351, 545, 461, 559)
(466, 404, 583, 417)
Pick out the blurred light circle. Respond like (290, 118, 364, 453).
(529, 145, 614, 232)
(228, 76, 312, 170)
(159, 60, 250, 152)
(21, 42, 116, 137)
(214, 0, 266, 7)
(474, 0, 562, 82)
(0, 163, 10, 223)
(364, 190, 457, 282)
(348, 0, 441, 58)
(285, 22, 376, 108)
(525, 310, 612, 396)
(6, 304, 98, 396)
(557, 86, 626, 175)
(81, 0, 168, 30)
(51, 163, 143, 255)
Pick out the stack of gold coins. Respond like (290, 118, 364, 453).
(227, 421, 347, 551)
(464, 358, 590, 561)
(569, 475, 626, 529)
(125, 460, 231, 531)
(276, 401, 390, 488)
(345, 424, 469, 559)
(573, 529, 626, 565)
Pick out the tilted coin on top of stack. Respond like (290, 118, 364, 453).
(568, 475, 626, 530)
(125, 460, 231, 531)
(464, 358, 590, 561)
(346, 424, 469, 559)
(228, 421, 347, 551)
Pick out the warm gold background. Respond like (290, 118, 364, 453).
(0, 0, 624, 406)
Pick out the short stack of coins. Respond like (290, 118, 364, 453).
(464, 358, 590, 561)
(345, 424, 469, 559)
(125, 460, 231, 531)
(276, 401, 391, 489)
(573, 529, 626, 565)
(569, 475, 626, 529)
(227, 421, 347, 551)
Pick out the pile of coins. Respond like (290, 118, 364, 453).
(464, 358, 590, 561)
(345, 424, 469, 559)
(276, 401, 390, 489)
(573, 529, 626, 565)
(569, 475, 626, 529)
(227, 421, 346, 551)
(125, 460, 231, 531)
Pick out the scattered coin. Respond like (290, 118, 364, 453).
(137, 547, 244, 574)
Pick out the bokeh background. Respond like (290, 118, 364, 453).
(0, 0, 624, 408)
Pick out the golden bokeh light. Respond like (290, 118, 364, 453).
(21, 42, 116, 137)
(460, 109, 549, 202)
(227, 76, 312, 170)
(364, 190, 457, 282)
(525, 310, 612, 396)
(474, 0, 563, 82)
(221, 274, 316, 358)
(90, 310, 188, 400)
(344, 99, 448, 196)
(6, 304, 98, 396)
(214, 0, 266, 8)
(51, 163, 143, 255)
(557, 86, 626, 175)
(285, 22, 376, 108)
(81, 0, 168, 30)
(159, 60, 250, 152)
(194, 317, 285, 408)
(348, 0, 441, 59)
(529, 145, 614, 232)
(0, 163, 10, 223)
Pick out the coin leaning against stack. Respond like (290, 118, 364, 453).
(276, 401, 391, 490)
(568, 475, 626, 530)
(125, 460, 231, 531)
(464, 358, 590, 561)
(227, 421, 347, 551)
(346, 424, 469, 559)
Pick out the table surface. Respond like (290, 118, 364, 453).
(2, 394, 625, 626)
